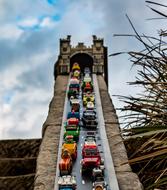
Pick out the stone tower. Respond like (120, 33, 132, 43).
(54, 35, 108, 86)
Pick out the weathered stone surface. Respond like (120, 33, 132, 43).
(0, 139, 41, 190)
(97, 75, 143, 190)
(117, 172, 143, 190)
(34, 76, 68, 190)
(0, 158, 36, 176)
(0, 139, 41, 158)
(0, 174, 35, 190)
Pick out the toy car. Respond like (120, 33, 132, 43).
(85, 132, 96, 143)
(81, 139, 104, 174)
(84, 67, 91, 75)
(82, 140, 97, 157)
(85, 73, 91, 78)
(92, 176, 107, 190)
(59, 149, 72, 176)
(82, 110, 98, 128)
(68, 88, 79, 99)
(70, 96, 75, 104)
(86, 101, 95, 110)
(82, 79, 93, 88)
(69, 77, 80, 85)
(83, 76, 92, 83)
(62, 136, 77, 160)
(82, 135, 97, 157)
(69, 78, 80, 90)
(92, 167, 105, 181)
(69, 95, 79, 103)
(58, 175, 77, 190)
(69, 83, 80, 91)
(71, 99, 80, 112)
(64, 125, 80, 142)
(83, 93, 95, 106)
(72, 70, 80, 79)
(72, 62, 80, 72)
(66, 117, 79, 126)
(83, 82, 93, 93)
(67, 112, 80, 120)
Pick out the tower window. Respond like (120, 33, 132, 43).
(96, 47, 101, 51)
(63, 47, 67, 52)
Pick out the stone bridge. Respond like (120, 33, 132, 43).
(34, 36, 143, 190)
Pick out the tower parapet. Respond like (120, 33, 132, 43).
(54, 35, 108, 86)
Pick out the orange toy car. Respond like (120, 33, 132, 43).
(59, 149, 72, 176)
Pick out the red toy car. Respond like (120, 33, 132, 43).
(81, 137, 104, 174)
(67, 118, 79, 126)
(83, 82, 93, 93)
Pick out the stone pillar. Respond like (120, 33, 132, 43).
(97, 75, 143, 190)
(34, 76, 69, 190)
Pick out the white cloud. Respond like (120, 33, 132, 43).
(17, 16, 59, 30)
(0, 49, 54, 139)
(18, 17, 39, 28)
(55, 1, 104, 45)
(1, 103, 11, 114)
(0, 92, 49, 139)
(0, 24, 23, 40)
(40, 17, 57, 28)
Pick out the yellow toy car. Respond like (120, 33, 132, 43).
(72, 70, 80, 79)
(62, 136, 77, 160)
(83, 93, 95, 106)
(72, 62, 80, 72)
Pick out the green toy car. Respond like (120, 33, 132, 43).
(64, 125, 80, 142)
(68, 88, 79, 99)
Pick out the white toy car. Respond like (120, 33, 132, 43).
(58, 175, 77, 190)
(86, 101, 95, 110)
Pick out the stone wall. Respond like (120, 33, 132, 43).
(0, 139, 41, 190)
(0, 174, 35, 190)
(97, 76, 143, 190)
(0, 139, 41, 158)
(34, 76, 69, 190)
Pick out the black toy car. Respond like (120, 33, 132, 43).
(82, 110, 98, 129)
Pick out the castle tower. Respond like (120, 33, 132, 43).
(54, 35, 108, 86)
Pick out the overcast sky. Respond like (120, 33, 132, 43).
(0, 0, 166, 139)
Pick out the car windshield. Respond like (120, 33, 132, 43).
(72, 103, 79, 106)
(84, 111, 96, 118)
(96, 177, 104, 182)
(84, 148, 98, 156)
(85, 115, 95, 120)
(67, 112, 80, 119)
(66, 127, 77, 131)
(86, 137, 95, 142)
(85, 110, 95, 114)
(84, 112, 95, 116)
(60, 187, 73, 190)
(69, 84, 79, 88)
